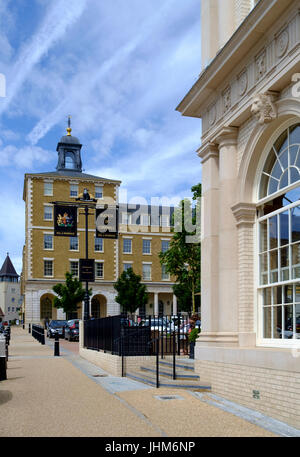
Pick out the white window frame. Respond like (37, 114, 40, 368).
(69, 236, 79, 251)
(94, 236, 104, 253)
(161, 264, 170, 281)
(95, 261, 104, 279)
(44, 181, 53, 196)
(43, 259, 54, 277)
(43, 233, 53, 250)
(142, 262, 152, 281)
(43, 205, 53, 221)
(123, 238, 132, 254)
(69, 260, 79, 278)
(95, 185, 103, 199)
(142, 239, 151, 255)
(70, 184, 78, 197)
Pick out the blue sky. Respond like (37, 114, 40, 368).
(0, 0, 202, 274)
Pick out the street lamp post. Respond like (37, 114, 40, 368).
(76, 189, 97, 321)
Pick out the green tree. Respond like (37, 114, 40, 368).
(52, 272, 91, 318)
(114, 268, 148, 314)
(159, 184, 201, 314)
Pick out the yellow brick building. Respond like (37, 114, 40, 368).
(22, 126, 177, 326)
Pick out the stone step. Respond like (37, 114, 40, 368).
(140, 365, 200, 381)
(126, 370, 211, 390)
(158, 359, 195, 372)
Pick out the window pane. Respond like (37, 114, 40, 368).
(70, 237, 78, 250)
(44, 182, 53, 195)
(272, 286, 282, 305)
(295, 303, 300, 338)
(44, 206, 53, 220)
(95, 186, 103, 198)
(291, 206, 300, 243)
(280, 246, 289, 281)
(263, 288, 271, 306)
(44, 260, 53, 276)
(70, 184, 78, 197)
(161, 240, 170, 253)
(123, 239, 132, 253)
(269, 250, 278, 283)
(143, 239, 151, 254)
(260, 252, 268, 285)
(283, 305, 293, 339)
(95, 237, 103, 252)
(273, 306, 282, 339)
(123, 263, 132, 272)
(142, 264, 151, 280)
(96, 263, 104, 278)
(269, 216, 278, 249)
(279, 211, 289, 246)
(259, 220, 268, 253)
(292, 243, 300, 279)
(263, 307, 272, 338)
(70, 262, 78, 276)
(283, 285, 293, 304)
(44, 234, 53, 249)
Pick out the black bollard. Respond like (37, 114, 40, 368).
(41, 329, 45, 345)
(54, 332, 60, 356)
(5, 342, 8, 361)
(29, 323, 31, 334)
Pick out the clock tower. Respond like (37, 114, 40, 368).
(56, 116, 82, 172)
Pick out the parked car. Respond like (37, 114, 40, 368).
(64, 319, 80, 341)
(142, 317, 171, 331)
(47, 320, 67, 338)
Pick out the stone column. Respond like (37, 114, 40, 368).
(196, 142, 219, 342)
(154, 292, 159, 316)
(215, 127, 239, 344)
(172, 294, 177, 316)
(232, 202, 257, 347)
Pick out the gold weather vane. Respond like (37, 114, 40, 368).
(66, 115, 72, 136)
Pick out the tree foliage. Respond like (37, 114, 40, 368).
(159, 184, 201, 313)
(52, 272, 91, 317)
(114, 268, 148, 314)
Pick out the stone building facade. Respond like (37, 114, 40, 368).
(177, 0, 300, 428)
(22, 127, 177, 326)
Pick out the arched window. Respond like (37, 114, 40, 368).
(258, 124, 300, 345)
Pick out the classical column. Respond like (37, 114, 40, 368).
(196, 142, 219, 342)
(215, 127, 239, 344)
(154, 292, 159, 316)
(232, 202, 257, 347)
(172, 294, 177, 316)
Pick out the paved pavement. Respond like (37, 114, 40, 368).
(0, 326, 299, 438)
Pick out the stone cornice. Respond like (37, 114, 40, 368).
(213, 127, 239, 147)
(231, 202, 257, 227)
(176, 0, 295, 117)
(197, 142, 219, 163)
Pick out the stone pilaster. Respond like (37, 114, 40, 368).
(232, 202, 257, 346)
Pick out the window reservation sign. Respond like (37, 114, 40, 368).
(95, 205, 118, 239)
(79, 259, 95, 282)
(54, 205, 77, 237)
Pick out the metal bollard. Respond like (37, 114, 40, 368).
(41, 329, 45, 345)
(0, 357, 6, 381)
(54, 332, 60, 356)
(29, 323, 31, 334)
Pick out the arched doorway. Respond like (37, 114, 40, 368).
(91, 294, 107, 318)
(40, 293, 56, 323)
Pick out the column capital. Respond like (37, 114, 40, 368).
(231, 202, 256, 227)
(197, 141, 219, 164)
(213, 126, 238, 148)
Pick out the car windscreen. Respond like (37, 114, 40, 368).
(50, 321, 67, 328)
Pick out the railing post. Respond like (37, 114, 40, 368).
(28, 323, 31, 334)
(156, 339, 159, 388)
(54, 332, 60, 356)
(121, 327, 125, 377)
(173, 330, 176, 380)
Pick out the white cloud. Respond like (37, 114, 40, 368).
(0, 0, 88, 117)
(0, 144, 52, 169)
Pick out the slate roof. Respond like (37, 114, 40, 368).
(0, 254, 19, 278)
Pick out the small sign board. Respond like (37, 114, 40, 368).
(79, 259, 95, 282)
(54, 205, 77, 237)
(96, 205, 118, 239)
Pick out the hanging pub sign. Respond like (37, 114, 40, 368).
(96, 205, 118, 239)
(79, 259, 95, 282)
(54, 205, 77, 237)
